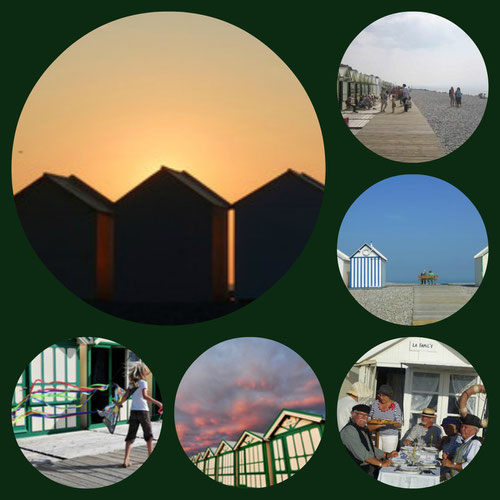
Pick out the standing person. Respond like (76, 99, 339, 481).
(380, 89, 388, 112)
(337, 381, 372, 431)
(449, 87, 455, 106)
(402, 84, 410, 111)
(368, 385, 403, 453)
(118, 363, 163, 467)
(455, 87, 462, 107)
(391, 94, 397, 113)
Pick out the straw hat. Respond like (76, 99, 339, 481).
(347, 382, 371, 398)
(421, 408, 437, 418)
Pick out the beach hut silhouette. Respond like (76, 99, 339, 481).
(215, 440, 237, 486)
(474, 246, 488, 286)
(114, 166, 230, 303)
(349, 243, 387, 288)
(233, 431, 268, 487)
(14, 173, 114, 300)
(233, 169, 324, 299)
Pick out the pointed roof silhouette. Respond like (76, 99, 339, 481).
(16, 173, 113, 213)
(117, 166, 230, 208)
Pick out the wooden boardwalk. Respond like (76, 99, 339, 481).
(34, 444, 153, 488)
(412, 285, 475, 326)
(354, 102, 446, 163)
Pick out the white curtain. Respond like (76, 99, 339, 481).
(411, 372, 439, 412)
(449, 375, 477, 413)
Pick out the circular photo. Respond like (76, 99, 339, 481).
(175, 337, 325, 487)
(338, 12, 488, 163)
(12, 12, 325, 325)
(11, 338, 163, 488)
(337, 337, 487, 488)
(337, 174, 488, 326)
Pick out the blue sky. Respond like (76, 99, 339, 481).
(337, 175, 488, 283)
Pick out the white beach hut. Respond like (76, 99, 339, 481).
(474, 246, 488, 285)
(349, 243, 387, 288)
(337, 249, 350, 287)
(342, 337, 487, 438)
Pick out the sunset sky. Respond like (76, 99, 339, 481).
(174, 337, 325, 455)
(12, 12, 325, 203)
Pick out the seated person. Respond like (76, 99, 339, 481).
(442, 414, 482, 479)
(402, 408, 442, 447)
(437, 416, 463, 455)
(345, 96, 357, 113)
(340, 404, 398, 478)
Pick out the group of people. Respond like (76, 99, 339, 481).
(345, 94, 377, 112)
(338, 383, 483, 481)
(449, 87, 463, 107)
(379, 84, 411, 113)
(419, 269, 436, 285)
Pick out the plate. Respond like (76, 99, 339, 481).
(400, 465, 420, 473)
(391, 458, 406, 465)
(423, 447, 438, 453)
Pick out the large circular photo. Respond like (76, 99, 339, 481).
(12, 12, 325, 325)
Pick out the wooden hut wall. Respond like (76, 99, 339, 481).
(268, 419, 323, 484)
(205, 454, 216, 480)
(234, 172, 323, 299)
(115, 172, 217, 303)
(15, 179, 100, 300)
(237, 441, 268, 488)
(13, 341, 80, 437)
(216, 446, 235, 485)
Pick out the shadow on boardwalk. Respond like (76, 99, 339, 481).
(35, 445, 153, 488)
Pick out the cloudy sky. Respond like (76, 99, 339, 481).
(342, 12, 488, 93)
(175, 337, 325, 455)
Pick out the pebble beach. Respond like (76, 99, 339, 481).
(411, 89, 487, 154)
(350, 285, 478, 326)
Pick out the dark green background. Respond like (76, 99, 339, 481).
(3, 1, 496, 495)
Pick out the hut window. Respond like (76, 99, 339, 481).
(447, 374, 479, 415)
(286, 428, 321, 471)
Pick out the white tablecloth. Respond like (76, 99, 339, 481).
(378, 467, 440, 488)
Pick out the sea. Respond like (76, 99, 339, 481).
(411, 85, 488, 96)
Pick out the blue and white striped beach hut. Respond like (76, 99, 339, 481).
(349, 243, 387, 288)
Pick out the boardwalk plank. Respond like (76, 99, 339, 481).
(354, 103, 445, 162)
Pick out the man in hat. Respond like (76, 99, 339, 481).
(337, 382, 371, 431)
(340, 404, 398, 478)
(403, 408, 442, 446)
(442, 414, 482, 477)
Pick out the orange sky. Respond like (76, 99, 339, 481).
(12, 12, 325, 203)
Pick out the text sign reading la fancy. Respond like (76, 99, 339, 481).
(409, 340, 437, 352)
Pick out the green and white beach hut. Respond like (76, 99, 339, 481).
(350, 243, 387, 288)
(263, 409, 325, 484)
(202, 447, 217, 480)
(215, 440, 236, 486)
(474, 246, 488, 285)
(234, 430, 269, 488)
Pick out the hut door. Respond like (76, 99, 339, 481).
(88, 345, 127, 425)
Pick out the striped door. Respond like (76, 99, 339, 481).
(350, 257, 382, 288)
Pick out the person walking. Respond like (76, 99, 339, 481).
(455, 87, 462, 108)
(118, 363, 163, 467)
(449, 87, 455, 107)
(380, 89, 388, 112)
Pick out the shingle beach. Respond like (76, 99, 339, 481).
(411, 89, 487, 154)
(350, 284, 478, 326)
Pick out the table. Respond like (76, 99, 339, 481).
(378, 466, 440, 488)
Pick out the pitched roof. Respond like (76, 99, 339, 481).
(233, 169, 324, 206)
(234, 430, 265, 449)
(474, 246, 488, 259)
(263, 408, 325, 440)
(337, 249, 350, 261)
(350, 243, 388, 261)
(17, 173, 113, 213)
(215, 439, 236, 455)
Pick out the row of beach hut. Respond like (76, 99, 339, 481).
(188, 409, 325, 488)
(14, 167, 324, 303)
(338, 243, 489, 288)
(338, 64, 395, 111)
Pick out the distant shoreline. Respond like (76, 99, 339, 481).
(412, 87, 487, 97)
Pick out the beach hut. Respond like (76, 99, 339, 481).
(215, 440, 236, 485)
(234, 169, 324, 299)
(343, 337, 487, 439)
(263, 409, 325, 485)
(474, 246, 488, 285)
(114, 166, 230, 303)
(349, 243, 387, 289)
(234, 430, 269, 488)
(338, 64, 353, 110)
(202, 447, 217, 480)
(12, 338, 142, 437)
(337, 249, 350, 287)
(14, 173, 114, 300)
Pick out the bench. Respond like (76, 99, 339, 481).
(418, 274, 438, 285)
